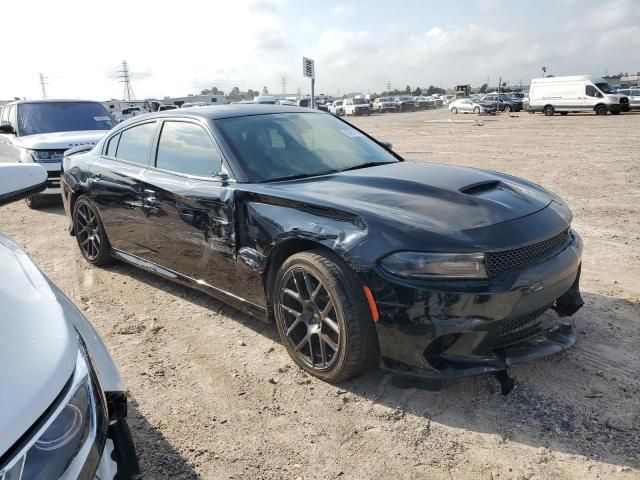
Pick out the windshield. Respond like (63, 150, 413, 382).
(17, 102, 114, 136)
(399, 96, 412, 101)
(352, 98, 368, 105)
(217, 112, 398, 182)
(595, 82, 617, 94)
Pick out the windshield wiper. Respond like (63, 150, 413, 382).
(261, 170, 337, 183)
(338, 161, 392, 173)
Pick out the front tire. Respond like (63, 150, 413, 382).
(544, 105, 555, 116)
(473, 106, 480, 114)
(595, 104, 608, 116)
(451, 107, 458, 114)
(273, 250, 378, 383)
(504, 105, 512, 113)
(25, 195, 46, 209)
(73, 195, 113, 266)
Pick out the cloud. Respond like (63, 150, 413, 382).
(331, 4, 355, 16)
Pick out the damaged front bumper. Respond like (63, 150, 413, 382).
(369, 231, 584, 381)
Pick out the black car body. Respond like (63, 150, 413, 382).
(61, 105, 583, 384)
(481, 94, 523, 112)
(392, 96, 417, 112)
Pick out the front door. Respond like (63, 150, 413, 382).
(140, 119, 237, 293)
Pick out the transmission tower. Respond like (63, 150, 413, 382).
(281, 76, 287, 95)
(118, 60, 135, 101)
(385, 80, 392, 94)
(39, 73, 48, 99)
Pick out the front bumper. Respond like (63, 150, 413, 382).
(369, 231, 583, 380)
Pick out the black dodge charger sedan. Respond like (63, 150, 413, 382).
(62, 105, 583, 386)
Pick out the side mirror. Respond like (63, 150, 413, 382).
(380, 140, 393, 150)
(0, 164, 47, 207)
(0, 123, 15, 134)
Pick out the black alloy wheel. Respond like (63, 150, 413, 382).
(74, 196, 113, 265)
(273, 250, 378, 383)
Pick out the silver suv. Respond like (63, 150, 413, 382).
(0, 100, 115, 208)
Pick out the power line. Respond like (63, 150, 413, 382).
(39, 73, 48, 99)
(118, 60, 135, 101)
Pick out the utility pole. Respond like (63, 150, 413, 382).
(39, 73, 48, 99)
(118, 60, 135, 101)
(541, 66, 547, 78)
(386, 80, 392, 94)
(281, 76, 287, 95)
(296, 86, 301, 97)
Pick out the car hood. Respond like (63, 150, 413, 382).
(0, 234, 76, 458)
(267, 162, 553, 233)
(14, 130, 109, 150)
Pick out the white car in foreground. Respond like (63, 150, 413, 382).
(0, 100, 115, 208)
(0, 164, 140, 479)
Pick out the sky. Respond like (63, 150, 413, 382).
(2, 0, 638, 100)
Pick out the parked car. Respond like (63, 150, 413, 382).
(616, 87, 640, 110)
(181, 102, 208, 108)
(157, 104, 179, 112)
(328, 100, 345, 116)
(343, 98, 371, 116)
(481, 94, 523, 112)
(392, 96, 417, 112)
(414, 96, 432, 110)
(0, 163, 140, 479)
(0, 100, 115, 208)
(120, 106, 145, 120)
(528, 76, 630, 116)
(61, 105, 584, 389)
(372, 97, 398, 113)
(448, 98, 495, 114)
(276, 99, 298, 107)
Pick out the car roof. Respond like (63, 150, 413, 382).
(3, 99, 102, 106)
(143, 104, 320, 121)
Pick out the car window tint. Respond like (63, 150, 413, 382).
(586, 85, 598, 97)
(106, 133, 120, 157)
(156, 121, 221, 176)
(115, 122, 156, 165)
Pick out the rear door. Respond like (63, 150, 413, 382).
(140, 119, 237, 290)
(89, 120, 158, 255)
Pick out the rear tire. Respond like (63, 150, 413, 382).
(504, 105, 512, 113)
(543, 105, 555, 116)
(73, 195, 113, 266)
(473, 106, 480, 114)
(595, 104, 608, 116)
(273, 250, 379, 383)
(451, 107, 458, 114)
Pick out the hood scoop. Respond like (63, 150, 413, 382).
(460, 180, 502, 195)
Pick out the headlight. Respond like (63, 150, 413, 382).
(0, 342, 103, 480)
(28, 150, 65, 163)
(380, 252, 488, 279)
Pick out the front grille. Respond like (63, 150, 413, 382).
(485, 228, 570, 278)
(47, 170, 61, 179)
(620, 97, 629, 104)
(494, 304, 552, 348)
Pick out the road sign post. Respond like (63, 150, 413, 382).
(303, 57, 315, 109)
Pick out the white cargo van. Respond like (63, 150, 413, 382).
(528, 76, 630, 116)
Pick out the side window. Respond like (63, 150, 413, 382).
(586, 85, 601, 98)
(115, 122, 156, 165)
(7, 106, 17, 128)
(0, 107, 7, 124)
(156, 121, 221, 176)
(106, 133, 120, 157)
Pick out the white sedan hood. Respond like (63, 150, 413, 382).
(0, 234, 76, 458)
(14, 130, 108, 150)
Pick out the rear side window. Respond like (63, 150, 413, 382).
(0, 107, 8, 124)
(106, 133, 120, 157)
(115, 122, 156, 165)
(155, 121, 221, 176)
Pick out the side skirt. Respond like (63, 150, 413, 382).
(111, 249, 268, 321)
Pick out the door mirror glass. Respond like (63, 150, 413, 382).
(0, 164, 47, 206)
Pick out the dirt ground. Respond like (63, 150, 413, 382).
(2, 108, 640, 480)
